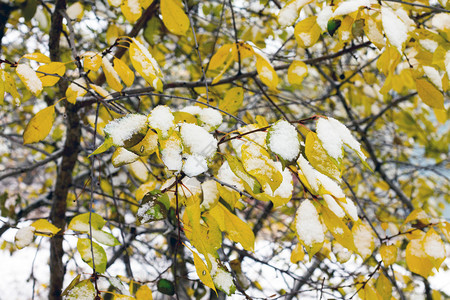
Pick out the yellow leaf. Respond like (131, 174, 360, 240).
(380, 244, 397, 266)
(358, 283, 382, 300)
(1, 70, 20, 104)
(121, 0, 142, 23)
(106, 23, 123, 45)
(423, 228, 446, 269)
(82, 52, 102, 72)
(438, 222, 450, 242)
(129, 38, 163, 91)
(364, 15, 385, 50)
(89, 137, 114, 157)
(0, 78, 4, 105)
(255, 54, 279, 91)
(112, 147, 139, 167)
(210, 203, 255, 251)
(208, 44, 233, 71)
(416, 78, 445, 109)
(16, 64, 43, 96)
(338, 16, 354, 43)
(23, 105, 55, 144)
(66, 78, 87, 104)
(226, 155, 261, 194)
(136, 285, 153, 300)
(37, 62, 66, 87)
(160, 0, 190, 36)
(91, 84, 112, 99)
(102, 57, 123, 91)
(219, 87, 244, 115)
(22, 52, 51, 64)
(287, 60, 308, 86)
(321, 205, 356, 251)
(31, 219, 61, 237)
(352, 220, 375, 260)
(278, 0, 313, 27)
(433, 109, 446, 124)
(113, 57, 135, 87)
(290, 243, 305, 263)
(295, 199, 324, 257)
(305, 131, 341, 181)
(375, 272, 392, 300)
(294, 16, 320, 48)
(192, 250, 217, 293)
(126, 129, 158, 156)
(67, 2, 84, 20)
(241, 143, 283, 192)
(406, 238, 434, 277)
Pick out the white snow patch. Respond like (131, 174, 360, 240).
(160, 134, 183, 172)
(15, 226, 35, 249)
(295, 200, 324, 247)
(333, 0, 370, 17)
(198, 107, 223, 131)
(126, 0, 141, 15)
(339, 198, 359, 221)
(316, 117, 365, 161)
(201, 180, 219, 210)
(431, 13, 450, 31)
(423, 66, 443, 90)
(293, 65, 307, 77)
(424, 233, 446, 259)
(317, 6, 333, 31)
(180, 123, 218, 158)
(353, 223, 374, 258)
(16, 64, 42, 95)
(260, 66, 273, 81)
(104, 114, 147, 146)
(182, 154, 208, 177)
(130, 38, 161, 77)
(148, 105, 174, 139)
(323, 194, 345, 218)
(217, 161, 244, 191)
(267, 120, 300, 161)
(381, 6, 408, 51)
(112, 148, 139, 166)
(278, 0, 312, 27)
(298, 32, 311, 46)
(264, 162, 294, 199)
(419, 39, 438, 52)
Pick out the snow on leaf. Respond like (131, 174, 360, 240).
(241, 143, 283, 192)
(278, 0, 313, 27)
(288, 60, 308, 85)
(104, 114, 148, 147)
(159, 132, 183, 172)
(22, 52, 51, 64)
(23, 105, 55, 144)
(82, 52, 102, 72)
(321, 205, 356, 251)
(148, 105, 174, 139)
(102, 56, 123, 91)
(201, 180, 219, 210)
(352, 220, 375, 260)
(92, 229, 121, 246)
(182, 154, 208, 177)
(67, 2, 84, 20)
(112, 147, 139, 167)
(261, 161, 294, 207)
(294, 16, 321, 48)
(30, 219, 60, 237)
(127, 159, 149, 182)
(66, 78, 87, 104)
(405, 238, 434, 277)
(423, 228, 446, 269)
(129, 38, 163, 91)
(295, 199, 324, 256)
(180, 123, 218, 159)
(121, 0, 142, 23)
(333, 0, 370, 17)
(323, 194, 345, 218)
(65, 279, 95, 300)
(160, 0, 190, 36)
(226, 154, 262, 194)
(16, 64, 43, 96)
(255, 54, 279, 90)
(15, 226, 35, 249)
(381, 6, 408, 52)
(77, 238, 107, 273)
(208, 254, 236, 295)
(380, 244, 397, 266)
(305, 131, 341, 181)
(68, 212, 106, 232)
(267, 120, 300, 162)
(126, 128, 158, 156)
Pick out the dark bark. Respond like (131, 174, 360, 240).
(0, 3, 17, 54)
(48, 1, 82, 299)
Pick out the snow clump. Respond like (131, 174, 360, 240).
(103, 114, 147, 146)
(15, 226, 35, 249)
(295, 200, 324, 247)
(147, 105, 174, 139)
(267, 120, 300, 161)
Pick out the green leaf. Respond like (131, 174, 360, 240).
(77, 238, 107, 273)
(327, 19, 341, 36)
(136, 191, 169, 224)
(157, 279, 175, 296)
